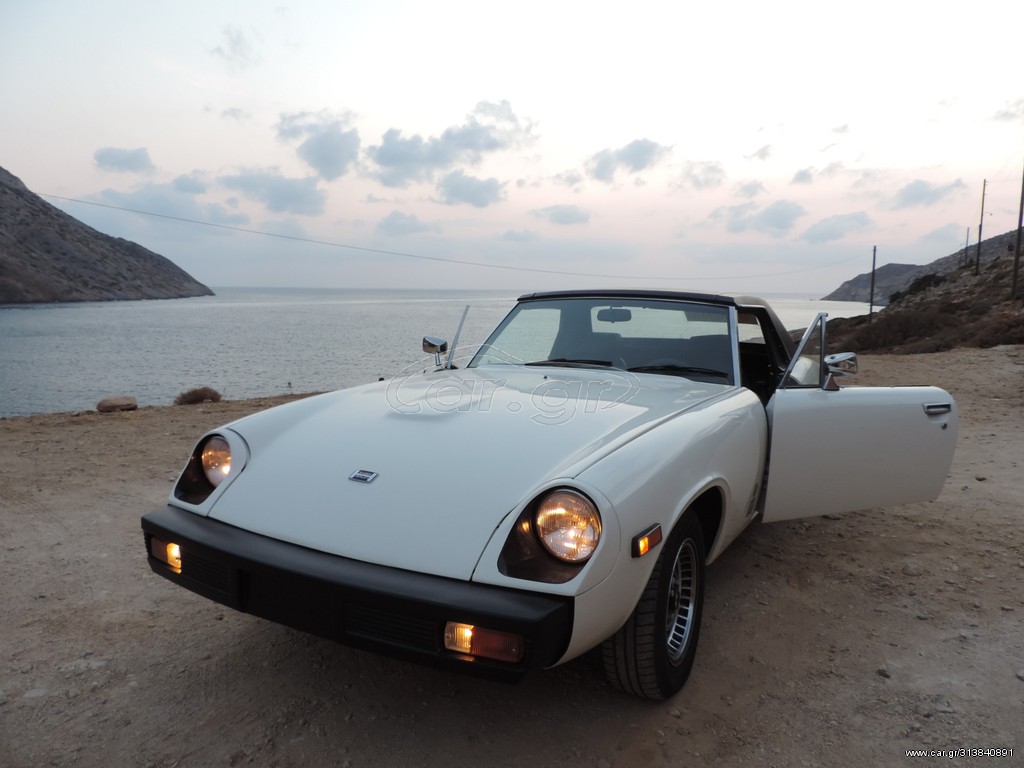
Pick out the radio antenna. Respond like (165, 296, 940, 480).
(445, 305, 470, 369)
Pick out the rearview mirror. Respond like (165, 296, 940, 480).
(596, 307, 631, 323)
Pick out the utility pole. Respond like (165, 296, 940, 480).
(975, 179, 987, 276)
(962, 228, 970, 269)
(1013, 161, 1023, 299)
(869, 245, 877, 321)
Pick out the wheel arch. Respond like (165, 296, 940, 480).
(685, 486, 724, 562)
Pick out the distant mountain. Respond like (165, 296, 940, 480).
(823, 230, 1021, 305)
(823, 262, 919, 304)
(0, 166, 213, 303)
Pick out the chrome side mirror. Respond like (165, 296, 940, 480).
(825, 352, 858, 376)
(423, 336, 449, 367)
(823, 352, 858, 391)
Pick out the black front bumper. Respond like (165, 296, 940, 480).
(141, 506, 573, 681)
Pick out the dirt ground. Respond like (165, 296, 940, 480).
(1, 347, 1022, 767)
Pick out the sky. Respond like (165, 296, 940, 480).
(1, 0, 1022, 295)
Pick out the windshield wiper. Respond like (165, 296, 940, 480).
(525, 358, 615, 368)
(627, 364, 728, 379)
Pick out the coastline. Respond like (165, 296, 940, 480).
(0, 290, 872, 419)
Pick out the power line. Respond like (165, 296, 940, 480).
(43, 193, 864, 282)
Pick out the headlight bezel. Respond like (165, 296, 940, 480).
(498, 487, 603, 584)
(172, 430, 248, 507)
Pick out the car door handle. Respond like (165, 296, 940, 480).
(923, 403, 952, 415)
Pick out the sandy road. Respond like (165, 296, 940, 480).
(1, 347, 1022, 767)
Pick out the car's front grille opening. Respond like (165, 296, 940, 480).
(346, 604, 439, 652)
(181, 550, 233, 594)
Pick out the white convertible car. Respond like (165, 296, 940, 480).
(141, 290, 957, 699)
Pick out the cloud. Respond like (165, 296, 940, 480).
(376, 211, 435, 236)
(891, 179, 965, 209)
(800, 212, 872, 244)
(587, 139, 670, 182)
(366, 100, 533, 187)
(94, 147, 155, 174)
(532, 205, 590, 225)
(747, 145, 772, 161)
(437, 171, 505, 207)
(172, 173, 206, 194)
(209, 25, 260, 70)
(679, 161, 725, 190)
(297, 128, 360, 181)
(832, 124, 850, 134)
(712, 200, 806, 237)
(791, 168, 815, 184)
(994, 99, 1024, 122)
(218, 169, 325, 215)
(277, 112, 361, 181)
(792, 163, 846, 185)
(221, 107, 251, 121)
(736, 181, 766, 198)
(851, 168, 886, 191)
(95, 182, 249, 228)
(553, 170, 584, 188)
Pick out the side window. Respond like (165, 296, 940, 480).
(737, 311, 766, 343)
(781, 314, 826, 388)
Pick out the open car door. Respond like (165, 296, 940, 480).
(761, 314, 957, 522)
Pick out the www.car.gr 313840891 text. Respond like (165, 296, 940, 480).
(904, 748, 1013, 759)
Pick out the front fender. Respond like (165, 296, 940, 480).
(559, 389, 767, 662)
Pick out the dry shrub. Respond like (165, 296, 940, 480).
(889, 273, 946, 304)
(174, 386, 223, 406)
(970, 314, 1024, 348)
(845, 309, 957, 352)
(966, 301, 992, 318)
(898, 337, 955, 355)
(825, 314, 870, 350)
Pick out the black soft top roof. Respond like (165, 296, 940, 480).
(518, 288, 742, 305)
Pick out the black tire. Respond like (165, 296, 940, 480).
(601, 511, 706, 699)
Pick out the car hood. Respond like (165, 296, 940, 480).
(204, 366, 726, 580)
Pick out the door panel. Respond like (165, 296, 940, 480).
(762, 385, 957, 522)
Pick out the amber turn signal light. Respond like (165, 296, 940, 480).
(631, 524, 663, 558)
(149, 536, 182, 574)
(443, 622, 524, 663)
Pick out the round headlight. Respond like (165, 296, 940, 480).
(534, 490, 602, 563)
(200, 435, 232, 487)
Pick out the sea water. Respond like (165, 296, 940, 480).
(0, 288, 871, 418)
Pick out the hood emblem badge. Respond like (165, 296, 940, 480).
(349, 469, 379, 484)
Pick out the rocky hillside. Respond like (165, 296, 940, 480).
(827, 242, 1024, 354)
(0, 166, 213, 303)
(823, 229, 1022, 305)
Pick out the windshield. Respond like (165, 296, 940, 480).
(469, 297, 735, 384)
